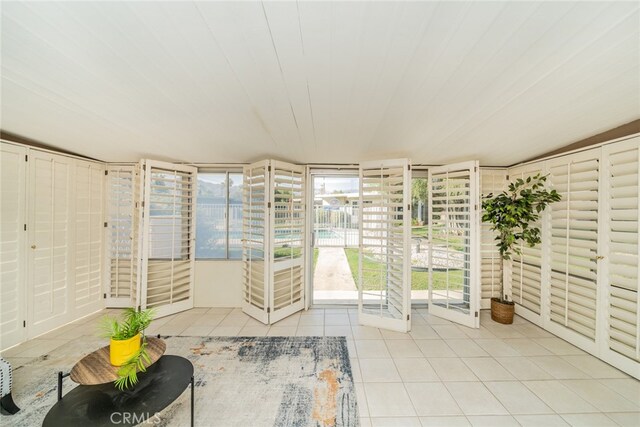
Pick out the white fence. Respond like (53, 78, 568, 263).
(314, 205, 359, 247)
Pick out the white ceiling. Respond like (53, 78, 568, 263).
(1, 1, 639, 166)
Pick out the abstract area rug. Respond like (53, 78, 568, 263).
(6, 336, 359, 427)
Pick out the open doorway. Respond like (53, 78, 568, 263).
(311, 173, 360, 305)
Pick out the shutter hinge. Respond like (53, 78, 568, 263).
(103, 293, 107, 299)
(506, 175, 509, 180)
(142, 201, 145, 208)
(267, 307, 271, 313)
(105, 170, 108, 176)
(408, 164, 411, 171)
(475, 311, 479, 318)
(474, 166, 478, 172)
(268, 202, 272, 209)
(23, 320, 26, 327)
(268, 165, 271, 172)
(407, 314, 410, 321)
(24, 224, 27, 231)
(25, 154, 28, 162)
(407, 204, 411, 211)
(104, 222, 108, 228)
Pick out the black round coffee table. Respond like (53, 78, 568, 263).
(43, 355, 194, 427)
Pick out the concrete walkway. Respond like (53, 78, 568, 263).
(313, 247, 357, 291)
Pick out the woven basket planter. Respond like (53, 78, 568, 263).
(490, 298, 515, 324)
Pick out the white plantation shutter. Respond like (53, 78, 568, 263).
(480, 168, 506, 307)
(359, 159, 411, 332)
(106, 166, 137, 307)
(0, 143, 27, 350)
(27, 150, 73, 337)
(73, 160, 105, 316)
(428, 161, 481, 328)
(242, 161, 269, 323)
(603, 138, 639, 363)
(548, 151, 600, 341)
(140, 160, 197, 317)
(269, 161, 306, 323)
(509, 166, 545, 317)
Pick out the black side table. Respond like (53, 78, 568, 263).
(43, 355, 194, 426)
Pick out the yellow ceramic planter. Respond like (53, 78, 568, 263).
(110, 333, 141, 366)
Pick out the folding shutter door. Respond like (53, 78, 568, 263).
(479, 168, 506, 308)
(548, 150, 600, 344)
(429, 161, 481, 328)
(0, 143, 27, 350)
(140, 160, 197, 317)
(509, 165, 545, 322)
(269, 161, 306, 323)
(27, 150, 73, 337)
(602, 137, 639, 368)
(358, 159, 411, 332)
(73, 160, 105, 317)
(242, 161, 270, 323)
(106, 166, 137, 307)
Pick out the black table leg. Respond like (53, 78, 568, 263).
(57, 371, 70, 401)
(190, 376, 194, 427)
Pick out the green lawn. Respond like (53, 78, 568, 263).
(343, 248, 463, 291)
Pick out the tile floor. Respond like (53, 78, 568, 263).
(3, 307, 639, 427)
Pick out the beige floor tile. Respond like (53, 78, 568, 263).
(444, 382, 508, 415)
(359, 359, 402, 382)
(415, 340, 457, 358)
(351, 326, 383, 340)
(180, 325, 216, 336)
(325, 325, 353, 338)
(430, 358, 479, 382)
(404, 382, 462, 416)
(460, 326, 497, 340)
(533, 337, 584, 355)
(528, 356, 591, 379)
(409, 326, 440, 340)
(419, 416, 470, 426)
(355, 382, 370, 418)
(484, 381, 553, 414)
(445, 340, 489, 357)
(474, 339, 521, 357)
(298, 315, 324, 326)
(466, 415, 519, 426)
(514, 414, 570, 427)
(393, 358, 439, 382)
(494, 357, 554, 380)
(11, 338, 70, 358)
(599, 378, 640, 398)
(208, 325, 242, 336)
(560, 413, 618, 426)
(512, 323, 554, 338)
(350, 358, 362, 383)
(360, 417, 372, 427)
(271, 314, 300, 327)
(462, 358, 515, 381)
(380, 329, 412, 340)
(325, 314, 350, 326)
(356, 340, 391, 358)
(386, 340, 423, 358)
(502, 338, 552, 356)
(522, 380, 599, 413)
(561, 379, 639, 412)
(369, 417, 422, 427)
(604, 412, 640, 427)
(561, 354, 629, 379)
(267, 326, 297, 336)
(238, 325, 270, 336)
(432, 325, 468, 339)
(295, 325, 324, 336)
(482, 323, 526, 339)
(364, 382, 416, 417)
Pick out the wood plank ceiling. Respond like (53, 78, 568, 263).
(1, 1, 638, 166)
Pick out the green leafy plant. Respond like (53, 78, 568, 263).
(482, 173, 561, 302)
(98, 307, 155, 390)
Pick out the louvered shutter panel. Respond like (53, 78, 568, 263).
(73, 160, 105, 315)
(0, 143, 27, 350)
(106, 165, 137, 307)
(359, 159, 411, 332)
(428, 161, 481, 328)
(28, 151, 73, 337)
(242, 161, 269, 323)
(140, 160, 197, 317)
(509, 166, 545, 316)
(269, 161, 306, 323)
(604, 139, 639, 362)
(548, 152, 599, 340)
(480, 168, 506, 306)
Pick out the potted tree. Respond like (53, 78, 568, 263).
(482, 173, 560, 324)
(99, 307, 155, 389)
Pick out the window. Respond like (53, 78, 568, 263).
(196, 171, 243, 259)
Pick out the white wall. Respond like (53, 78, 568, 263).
(194, 260, 243, 307)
